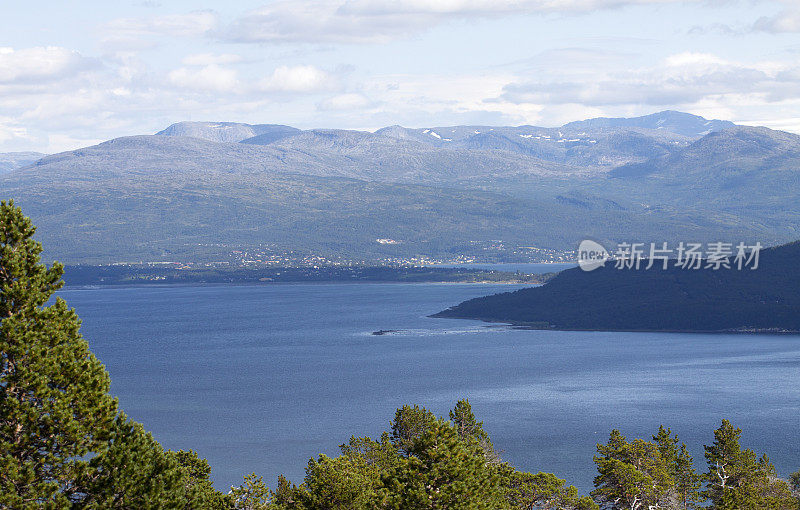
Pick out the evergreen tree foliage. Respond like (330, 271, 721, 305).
(300, 452, 382, 509)
(73, 414, 186, 509)
(592, 430, 673, 509)
(381, 417, 509, 509)
(390, 404, 437, 456)
(704, 420, 798, 510)
(0, 201, 119, 508)
(270, 400, 600, 510)
(507, 471, 597, 510)
(652, 426, 702, 509)
(271, 475, 303, 510)
(672, 443, 703, 510)
(168, 449, 233, 509)
(449, 399, 500, 464)
(230, 473, 271, 510)
(338, 433, 401, 473)
(0, 202, 227, 508)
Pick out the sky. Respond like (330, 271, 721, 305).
(2, 0, 800, 153)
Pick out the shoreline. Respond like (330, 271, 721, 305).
(430, 314, 800, 335)
(62, 280, 541, 290)
(60, 265, 557, 288)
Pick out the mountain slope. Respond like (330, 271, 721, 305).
(1, 111, 797, 264)
(611, 126, 800, 183)
(0, 161, 610, 263)
(433, 241, 800, 332)
(24, 133, 588, 184)
(2, 133, 767, 264)
(375, 123, 689, 168)
(606, 126, 800, 237)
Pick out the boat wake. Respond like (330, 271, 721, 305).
(365, 325, 511, 337)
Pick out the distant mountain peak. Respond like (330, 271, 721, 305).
(562, 110, 735, 138)
(156, 121, 300, 144)
(684, 124, 800, 156)
(610, 123, 800, 179)
(374, 125, 417, 139)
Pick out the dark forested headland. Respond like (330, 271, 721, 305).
(433, 240, 800, 333)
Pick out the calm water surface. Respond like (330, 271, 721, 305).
(58, 283, 800, 492)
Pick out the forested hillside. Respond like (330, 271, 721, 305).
(435, 240, 800, 332)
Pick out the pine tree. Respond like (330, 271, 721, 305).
(300, 453, 381, 509)
(653, 426, 679, 470)
(73, 414, 187, 509)
(230, 473, 271, 510)
(592, 430, 673, 509)
(381, 417, 510, 509)
(0, 202, 209, 508)
(168, 449, 233, 508)
(652, 426, 701, 509)
(0, 200, 119, 508)
(271, 475, 302, 509)
(507, 471, 598, 510)
(389, 404, 437, 456)
(704, 420, 798, 509)
(449, 399, 499, 463)
(673, 444, 702, 510)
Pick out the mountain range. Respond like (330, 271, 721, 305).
(1, 111, 797, 264)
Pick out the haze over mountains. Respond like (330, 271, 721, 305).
(0, 152, 46, 173)
(1, 111, 798, 264)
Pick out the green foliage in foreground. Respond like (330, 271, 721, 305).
(0, 200, 230, 509)
(254, 400, 596, 510)
(1, 201, 799, 509)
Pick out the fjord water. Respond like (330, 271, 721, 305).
(59, 283, 800, 491)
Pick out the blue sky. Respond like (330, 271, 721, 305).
(2, 0, 799, 152)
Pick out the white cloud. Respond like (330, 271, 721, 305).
(0, 45, 346, 152)
(753, 9, 800, 33)
(225, 1, 398, 44)
(0, 121, 33, 144)
(168, 64, 240, 92)
(344, 72, 541, 127)
(664, 52, 727, 67)
(497, 53, 800, 107)
(318, 93, 374, 110)
(225, 0, 724, 44)
(0, 47, 95, 84)
(45, 134, 106, 153)
(259, 65, 333, 92)
(338, 0, 711, 15)
(103, 10, 218, 38)
(182, 53, 243, 66)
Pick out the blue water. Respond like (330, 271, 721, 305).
(58, 283, 800, 493)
